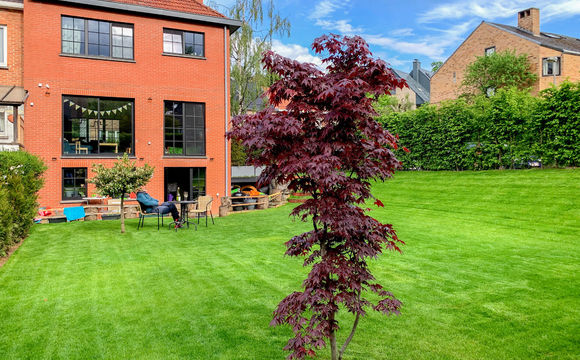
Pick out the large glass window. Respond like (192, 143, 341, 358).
(542, 57, 561, 76)
(163, 29, 204, 57)
(62, 16, 134, 60)
(164, 101, 205, 156)
(63, 96, 133, 156)
(63, 168, 87, 200)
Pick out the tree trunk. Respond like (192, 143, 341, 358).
(120, 196, 125, 234)
(329, 311, 338, 360)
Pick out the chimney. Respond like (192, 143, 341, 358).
(518, 8, 540, 36)
(412, 59, 420, 81)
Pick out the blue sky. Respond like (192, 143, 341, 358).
(210, 0, 580, 72)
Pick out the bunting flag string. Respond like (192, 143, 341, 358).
(64, 99, 132, 116)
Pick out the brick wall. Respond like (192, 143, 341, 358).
(431, 22, 541, 103)
(0, 7, 23, 86)
(23, 0, 231, 213)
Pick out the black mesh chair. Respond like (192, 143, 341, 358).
(137, 201, 170, 230)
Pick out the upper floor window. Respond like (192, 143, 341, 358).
(163, 29, 204, 57)
(63, 95, 134, 156)
(485, 46, 495, 56)
(0, 25, 6, 66)
(164, 101, 205, 156)
(542, 57, 561, 76)
(62, 16, 134, 60)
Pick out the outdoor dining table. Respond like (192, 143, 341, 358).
(170, 200, 197, 230)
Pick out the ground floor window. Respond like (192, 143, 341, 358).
(63, 96, 134, 156)
(164, 167, 206, 201)
(63, 168, 87, 200)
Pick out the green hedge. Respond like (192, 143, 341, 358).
(378, 81, 580, 170)
(0, 151, 46, 256)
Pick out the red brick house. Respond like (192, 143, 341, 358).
(431, 8, 580, 103)
(22, 0, 240, 213)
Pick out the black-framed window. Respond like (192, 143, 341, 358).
(62, 16, 134, 60)
(542, 57, 561, 76)
(63, 96, 134, 156)
(164, 101, 205, 156)
(63, 168, 87, 200)
(163, 29, 204, 57)
(485, 46, 495, 56)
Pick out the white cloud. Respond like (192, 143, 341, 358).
(309, 0, 362, 35)
(315, 19, 363, 34)
(272, 39, 323, 68)
(309, 0, 343, 20)
(419, 0, 580, 23)
(390, 28, 415, 37)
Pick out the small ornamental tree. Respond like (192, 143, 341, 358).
(90, 154, 154, 233)
(228, 34, 406, 360)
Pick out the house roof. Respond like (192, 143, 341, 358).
(52, 0, 241, 31)
(393, 68, 430, 103)
(103, 0, 225, 18)
(0, 86, 27, 105)
(487, 22, 580, 55)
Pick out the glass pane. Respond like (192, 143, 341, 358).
(163, 33, 172, 42)
(163, 42, 173, 53)
(173, 42, 182, 54)
(164, 114, 173, 127)
(185, 116, 195, 128)
(112, 35, 122, 46)
(194, 45, 203, 56)
(112, 26, 122, 35)
(112, 46, 122, 58)
(62, 29, 73, 41)
(99, 21, 110, 33)
(123, 36, 132, 47)
(174, 115, 183, 128)
(164, 102, 173, 115)
(172, 33, 181, 42)
(73, 18, 84, 30)
(74, 42, 82, 54)
(122, 48, 133, 59)
(123, 27, 133, 37)
(184, 45, 194, 55)
(88, 44, 99, 55)
(62, 41, 73, 53)
(194, 33, 203, 45)
(173, 103, 182, 116)
(88, 32, 99, 44)
(73, 30, 82, 42)
(87, 20, 98, 32)
(100, 45, 110, 57)
(99, 33, 110, 46)
(62, 17, 74, 29)
(184, 32, 194, 44)
(63, 168, 74, 178)
(76, 168, 86, 177)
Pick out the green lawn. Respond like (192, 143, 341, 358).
(0, 169, 578, 359)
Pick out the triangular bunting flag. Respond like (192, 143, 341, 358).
(112, 109, 117, 114)
(75, 105, 80, 110)
(106, 110, 111, 115)
(63, 99, 69, 103)
(123, 105, 128, 110)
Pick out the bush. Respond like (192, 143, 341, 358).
(0, 151, 46, 256)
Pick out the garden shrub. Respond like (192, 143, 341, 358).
(0, 151, 46, 256)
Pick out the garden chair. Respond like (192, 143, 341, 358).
(190, 195, 215, 227)
(137, 201, 170, 230)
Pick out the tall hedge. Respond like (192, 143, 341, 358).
(378, 82, 580, 170)
(0, 151, 46, 256)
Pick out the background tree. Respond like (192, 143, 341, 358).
(461, 50, 537, 97)
(223, 0, 290, 116)
(373, 93, 413, 114)
(431, 61, 443, 72)
(90, 154, 154, 233)
(229, 35, 406, 360)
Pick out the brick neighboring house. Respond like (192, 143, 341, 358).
(431, 8, 580, 103)
(23, 0, 240, 212)
(0, 0, 25, 152)
(392, 59, 432, 109)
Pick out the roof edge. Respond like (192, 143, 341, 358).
(0, 1, 23, 10)
(46, 0, 242, 32)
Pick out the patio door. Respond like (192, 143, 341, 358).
(164, 167, 206, 202)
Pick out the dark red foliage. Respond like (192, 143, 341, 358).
(228, 34, 406, 359)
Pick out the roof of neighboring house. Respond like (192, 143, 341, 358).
(103, 0, 225, 18)
(420, 68, 434, 79)
(393, 68, 430, 103)
(487, 22, 580, 55)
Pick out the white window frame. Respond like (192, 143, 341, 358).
(0, 25, 7, 67)
(0, 109, 6, 134)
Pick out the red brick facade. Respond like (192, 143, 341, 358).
(23, 0, 236, 213)
(0, 5, 23, 86)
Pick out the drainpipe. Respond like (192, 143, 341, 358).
(224, 26, 229, 197)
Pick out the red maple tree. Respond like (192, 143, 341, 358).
(228, 34, 406, 360)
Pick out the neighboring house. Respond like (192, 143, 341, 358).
(431, 8, 580, 103)
(22, 0, 241, 212)
(0, 0, 26, 152)
(392, 59, 432, 109)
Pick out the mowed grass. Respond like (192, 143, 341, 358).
(0, 169, 578, 359)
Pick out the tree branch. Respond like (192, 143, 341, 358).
(338, 311, 360, 360)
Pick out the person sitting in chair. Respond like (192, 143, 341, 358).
(137, 190, 182, 227)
